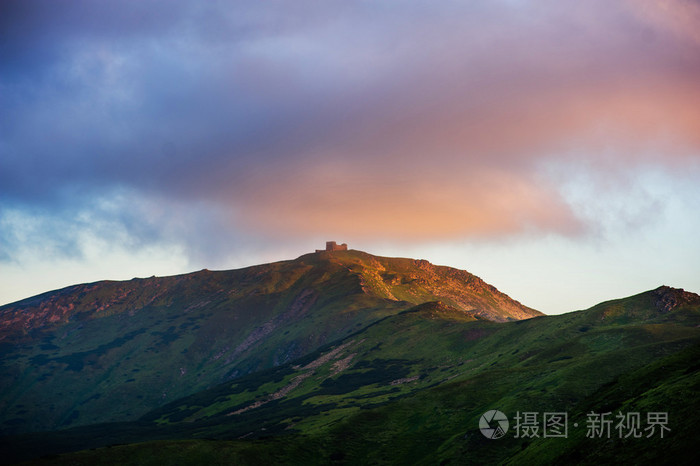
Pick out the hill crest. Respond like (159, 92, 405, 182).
(0, 249, 540, 342)
(0, 248, 540, 434)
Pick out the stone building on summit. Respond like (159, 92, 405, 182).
(316, 241, 348, 253)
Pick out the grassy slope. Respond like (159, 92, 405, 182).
(6, 287, 699, 464)
(0, 251, 537, 434)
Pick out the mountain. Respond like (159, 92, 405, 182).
(0, 249, 540, 435)
(2, 284, 698, 465)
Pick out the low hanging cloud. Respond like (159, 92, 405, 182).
(1, 0, 699, 261)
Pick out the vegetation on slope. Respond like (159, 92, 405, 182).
(3, 286, 698, 464)
(0, 250, 538, 434)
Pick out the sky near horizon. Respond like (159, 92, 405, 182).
(1, 0, 699, 314)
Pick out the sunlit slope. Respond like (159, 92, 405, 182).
(0, 250, 538, 434)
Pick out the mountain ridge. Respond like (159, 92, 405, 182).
(2, 249, 697, 464)
(2, 282, 698, 464)
(0, 249, 540, 434)
(0, 249, 541, 342)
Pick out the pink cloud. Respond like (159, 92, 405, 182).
(231, 165, 582, 240)
(220, 14, 700, 241)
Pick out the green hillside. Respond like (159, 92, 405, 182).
(3, 285, 699, 464)
(0, 250, 539, 435)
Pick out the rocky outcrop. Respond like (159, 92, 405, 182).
(653, 286, 700, 313)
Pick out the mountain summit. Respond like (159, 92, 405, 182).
(0, 248, 539, 434)
(0, 250, 698, 465)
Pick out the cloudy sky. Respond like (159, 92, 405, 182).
(1, 0, 699, 314)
